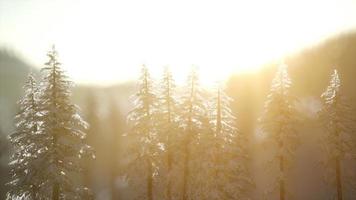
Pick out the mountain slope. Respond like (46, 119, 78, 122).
(0, 50, 38, 131)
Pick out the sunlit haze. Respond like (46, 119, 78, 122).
(1, 0, 356, 85)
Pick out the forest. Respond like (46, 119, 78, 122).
(2, 0, 356, 198)
(1, 39, 355, 200)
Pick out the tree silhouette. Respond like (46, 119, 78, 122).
(179, 67, 207, 200)
(210, 85, 253, 199)
(155, 67, 180, 200)
(319, 69, 356, 200)
(36, 46, 94, 199)
(126, 65, 158, 200)
(7, 73, 41, 199)
(260, 64, 299, 200)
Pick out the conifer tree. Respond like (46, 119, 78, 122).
(260, 64, 299, 200)
(7, 73, 41, 200)
(209, 86, 253, 200)
(190, 107, 216, 200)
(126, 65, 157, 200)
(319, 69, 356, 200)
(36, 46, 93, 199)
(155, 67, 179, 200)
(179, 67, 207, 200)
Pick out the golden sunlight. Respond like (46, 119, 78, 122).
(1, 0, 355, 85)
(2, 1, 356, 200)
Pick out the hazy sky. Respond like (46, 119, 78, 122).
(1, 0, 356, 85)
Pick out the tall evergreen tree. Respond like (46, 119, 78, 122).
(179, 67, 207, 200)
(126, 65, 157, 200)
(260, 64, 299, 200)
(319, 69, 356, 200)
(190, 107, 216, 200)
(7, 73, 41, 200)
(209, 85, 253, 200)
(155, 67, 179, 200)
(36, 46, 93, 199)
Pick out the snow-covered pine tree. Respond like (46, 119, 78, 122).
(208, 85, 253, 200)
(36, 46, 93, 199)
(179, 67, 208, 200)
(190, 104, 216, 200)
(260, 64, 299, 200)
(7, 73, 41, 200)
(126, 65, 157, 200)
(319, 69, 356, 200)
(155, 67, 180, 200)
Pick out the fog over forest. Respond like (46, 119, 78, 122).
(0, 32, 356, 200)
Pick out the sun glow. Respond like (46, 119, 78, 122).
(1, 0, 356, 85)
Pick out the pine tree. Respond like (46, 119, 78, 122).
(7, 73, 41, 200)
(179, 67, 208, 200)
(319, 69, 356, 200)
(155, 67, 180, 200)
(126, 65, 157, 200)
(190, 106, 216, 200)
(209, 85, 253, 200)
(35, 46, 93, 199)
(260, 64, 299, 200)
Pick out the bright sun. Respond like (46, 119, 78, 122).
(1, 0, 356, 85)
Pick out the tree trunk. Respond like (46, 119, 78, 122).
(182, 142, 190, 200)
(335, 157, 343, 200)
(182, 77, 194, 200)
(52, 182, 59, 200)
(147, 158, 153, 200)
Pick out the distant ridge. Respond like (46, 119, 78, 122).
(0, 49, 38, 131)
(226, 31, 356, 138)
